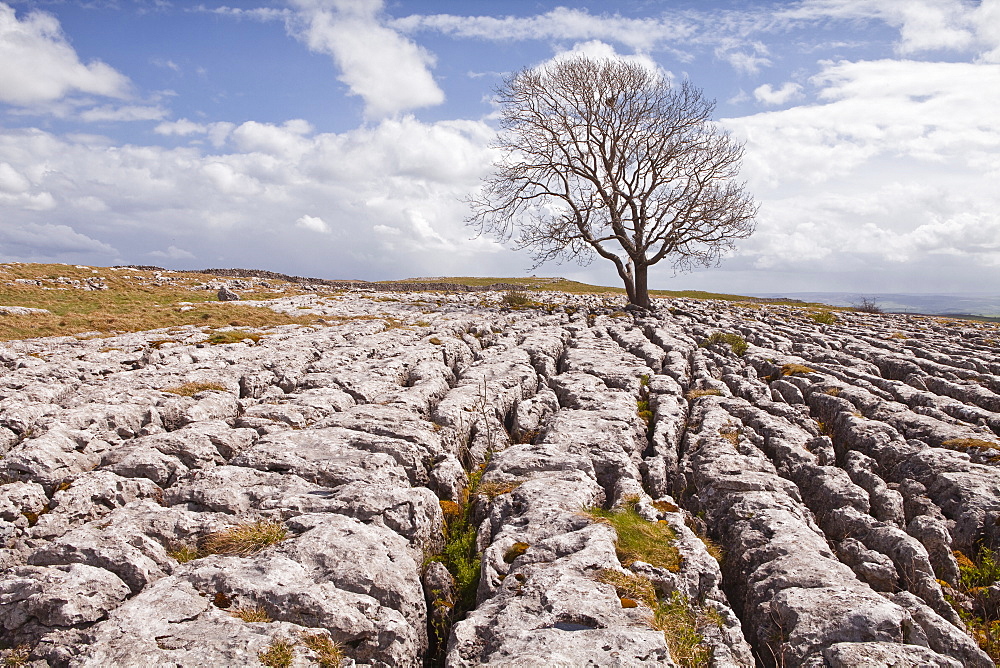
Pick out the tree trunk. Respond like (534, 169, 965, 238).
(632, 263, 650, 309)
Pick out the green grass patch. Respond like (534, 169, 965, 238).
(809, 311, 837, 325)
(699, 332, 748, 356)
(258, 639, 295, 668)
(585, 503, 681, 572)
(652, 591, 713, 668)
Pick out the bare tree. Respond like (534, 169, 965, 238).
(467, 56, 757, 309)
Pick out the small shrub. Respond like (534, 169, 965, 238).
(162, 381, 227, 397)
(230, 605, 271, 623)
(699, 332, 747, 356)
(200, 520, 287, 557)
(651, 591, 712, 668)
(809, 311, 836, 325)
(300, 633, 345, 668)
(854, 297, 884, 314)
(258, 638, 295, 668)
(503, 542, 530, 563)
(685, 388, 722, 400)
(595, 569, 657, 608)
(586, 504, 681, 572)
(500, 289, 532, 307)
(958, 547, 1000, 589)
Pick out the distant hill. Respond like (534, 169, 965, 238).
(752, 292, 1000, 318)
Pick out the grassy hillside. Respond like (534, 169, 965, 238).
(389, 275, 833, 306)
(0, 263, 319, 342)
(0, 263, 851, 342)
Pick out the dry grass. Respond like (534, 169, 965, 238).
(206, 329, 262, 345)
(781, 363, 816, 376)
(200, 520, 287, 557)
(161, 382, 227, 397)
(230, 606, 271, 623)
(595, 569, 657, 608)
(942, 438, 1000, 453)
(1, 645, 31, 667)
(685, 388, 722, 400)
(718, 425, 741, 446)
(503, 541, 530, 563)
(478, 480, 522, 499)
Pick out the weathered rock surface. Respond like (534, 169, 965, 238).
(1, 289, 999, 666)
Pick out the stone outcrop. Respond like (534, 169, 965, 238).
(1, 288, 998, 666)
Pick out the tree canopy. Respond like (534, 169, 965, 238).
(467, 56, 758, 308)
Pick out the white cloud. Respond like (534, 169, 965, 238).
(0, 116, 499, 277)
(714, 40, 771, 74)
(289, 0, 444, 118)
(155, 119, 208, 136)
(753, 82, 803, 105)
(725, 59, 1000, 185)
(0, 222, 117, 257)
(0, 3, 130, 105)
(778, 0, 1000, 60)
(149, 245, 195, 260)
(79, 105, 169, 123)
(296, 214, 331, 234)
(548, 40, 664, 76)
(717, 53, 1000, 291)
(392, 6, 698, 54)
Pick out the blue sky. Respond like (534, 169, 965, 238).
(1, 0, 999, 294)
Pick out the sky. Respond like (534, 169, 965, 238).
(1, 0, 999, 295)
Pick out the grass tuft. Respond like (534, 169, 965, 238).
(258, 638, 295, 668)
(1, 645, 31, 667)
(300, 633, 345, 668)
(230, 606, 271, 623)
(651, 591, 712, 668)
(685, 388, 722, 400)
(595, 569, 657, 608)
(168, 544, 200, 563)
(206, 329, 262, 345)
(699, 332, 748, 356)
(585, 503, 681, 572)
(200, 520, 287, 557)
(943, 438, 1000, 454)
(809, 311, 837, 325)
